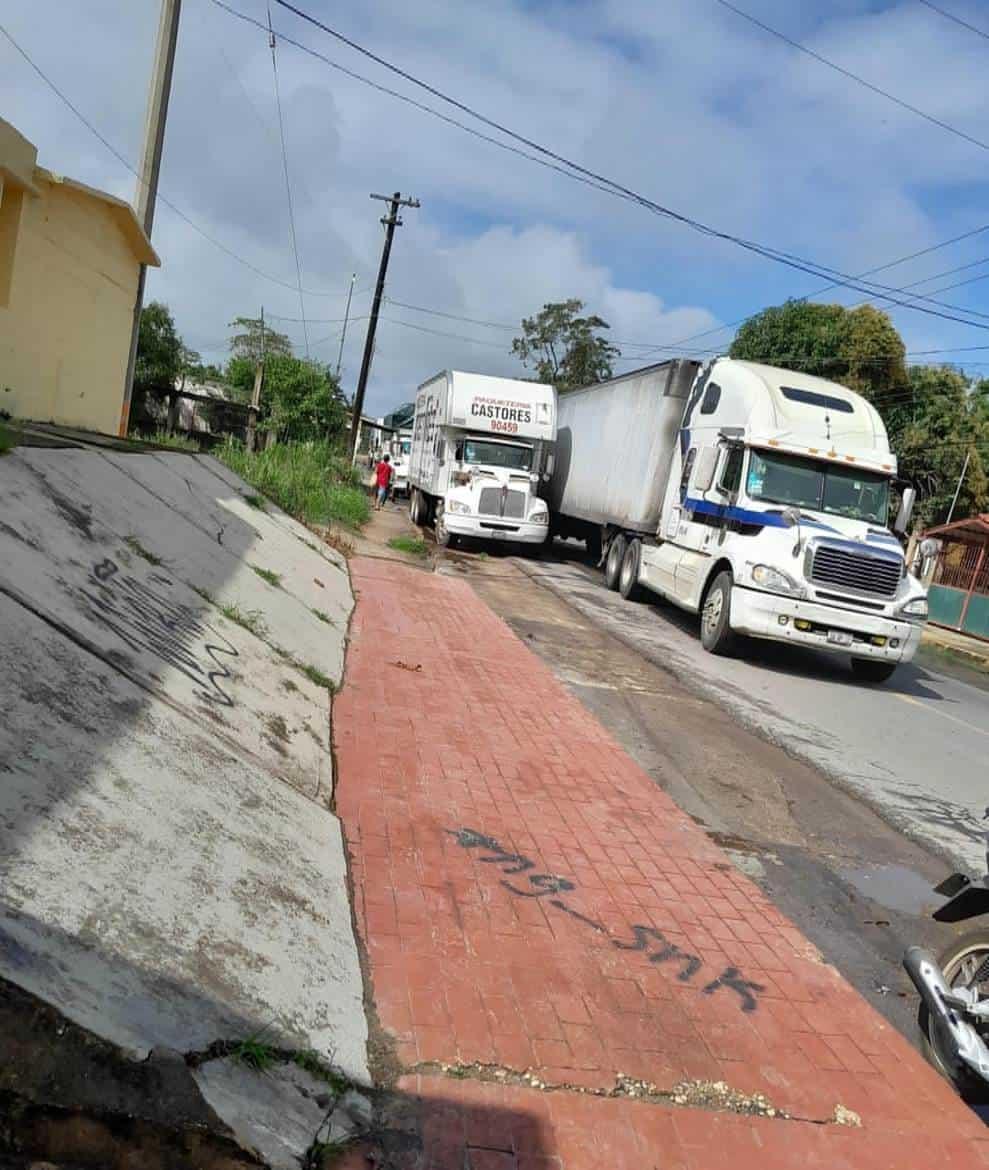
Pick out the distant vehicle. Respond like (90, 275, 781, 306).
(905, 813, 989, 1101)
(388, 429, 413, 498)
(408, 370, 557, 549)
(545, 357, 928, 683)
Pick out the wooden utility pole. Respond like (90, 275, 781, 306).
(119, 0, 183, 436)
(246, 307, 265, 452)
(349, 192, 419, 459)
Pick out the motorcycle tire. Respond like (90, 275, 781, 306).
(919, 928, 989, 1103)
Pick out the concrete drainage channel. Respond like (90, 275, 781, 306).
(0, 446, 371, 1169)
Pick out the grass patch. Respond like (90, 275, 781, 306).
(0, 420, 19, 455)
(220, 601, 268, 639)
(139, 430, 201, 452)
(231, 1036, 278, 1073)
(252, 565, 282, 587)
(312, 609, 335, 625)
(124, 536, 163, 566)
(216, 438, 370, 529)
(388, 536, 428, 558)
(244, 493, 267, 511)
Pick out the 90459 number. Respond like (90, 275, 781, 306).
(491, 419, 519, 433)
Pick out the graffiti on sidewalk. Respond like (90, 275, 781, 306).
(447, 827, 765, 1013)
(79, 558, 239, 707)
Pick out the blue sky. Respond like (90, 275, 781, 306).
(5, 0, 989, 415)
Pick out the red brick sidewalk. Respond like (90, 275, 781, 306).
(335, 557, 989, 1168)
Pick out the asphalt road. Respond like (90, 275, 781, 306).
(522, 543, 989, 875)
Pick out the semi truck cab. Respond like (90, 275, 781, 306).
(636, 359, 927, 681)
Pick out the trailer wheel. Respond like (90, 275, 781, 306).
(409, 489, 421, 526)
(619, 539, 644, 601)
(700, 570, 737, 655)
(604, 535, 627, 591)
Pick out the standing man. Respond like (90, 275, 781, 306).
(374, 452, 394, 511)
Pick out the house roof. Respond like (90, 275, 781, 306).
(34, 168, 160, 267)
(923, 513, 989, 542)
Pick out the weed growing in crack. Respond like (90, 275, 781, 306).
(244, 493, 268, 512)
(220, 601, 268, 639)
(297, 662, 334, 692)
(124, 536, 163, 566)
(231, 1036, 278, 1073)
(252, 565, 282, 587)
(281, 678, 299, 693)
(292, 1049, 349, 1093)
(312, 609, 335, 625)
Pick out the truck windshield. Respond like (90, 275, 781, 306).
(747, 450, 890, 524)
(462, 439, 532, 471)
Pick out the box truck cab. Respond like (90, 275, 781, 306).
(408, 370, 557, 549)
(388, 428, 413, 498)
(548, 358, 927, 683)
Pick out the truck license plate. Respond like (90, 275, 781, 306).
(489, 530, 507, 539)
(827, 630, 853, 646)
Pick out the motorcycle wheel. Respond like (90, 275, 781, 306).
(920, 929, 989, 1102)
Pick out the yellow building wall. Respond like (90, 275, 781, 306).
(0, 174, 141, 436)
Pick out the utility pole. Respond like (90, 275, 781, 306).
(246, 307, 265, 453)
(946, 450, 971, 525)
(335, 272, 356, 380)
(349, 192, 419, 459)
(119, 0, 183, 436)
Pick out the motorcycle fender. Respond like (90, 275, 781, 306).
(934, 881, 989, 923)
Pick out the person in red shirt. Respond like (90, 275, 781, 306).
(374, 453, 394, 510)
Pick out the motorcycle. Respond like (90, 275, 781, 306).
(904, 811, 989, 1099)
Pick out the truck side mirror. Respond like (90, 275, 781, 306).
(894, 486, 916, 535)
(693, 446, 719, 492)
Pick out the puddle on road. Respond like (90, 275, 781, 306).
(838, 862, 939, 915)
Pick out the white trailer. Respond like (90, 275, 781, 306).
(408, 370, 557, 549)
(546, 358, 928, 683)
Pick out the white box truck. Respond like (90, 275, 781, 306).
(408, 370, 557, 548)
(546, 357, 928, 683)
(388, 427, 413, 498)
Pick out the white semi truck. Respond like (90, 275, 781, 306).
(388, 428, 413, 498)
(546, 357, 928, 683)
(408, 370, 557, 549)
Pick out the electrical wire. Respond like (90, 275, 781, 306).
(917, 0, 989, 42)
(713, 0, 989, 153)
(212, 0, 989, 332)
(0, 18, 356, 300)
(267, 5, 309, 358)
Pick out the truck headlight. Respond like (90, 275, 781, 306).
(899, 597, 929, 619)
(529, 507, 549, 525)
(448, 499, 471, 515)
(751, 564, 804, 597)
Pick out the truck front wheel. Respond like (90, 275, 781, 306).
(851, 658, 897, 684)
(604, 535, 627, 590)
(700, 571, 737, 656)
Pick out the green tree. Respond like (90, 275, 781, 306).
(888, 365, 989, 526)
(132, 301, 182, 431)
(228, 316, 292, 364)
(729, 300, 909, 401)
(263, 355, 347, 441)
(512, 299, 620, 390)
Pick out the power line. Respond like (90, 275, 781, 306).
(0, 18, 354, 300)
(230, 1, 989, 333)
(267, 6, 309, 357)
(381, 315, 509, 349)
(917, 0, 989, 42)
(713, 0, 989, 154)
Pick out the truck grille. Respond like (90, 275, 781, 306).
(478, 487, 526, 519)
(809, 542, 901, 598)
